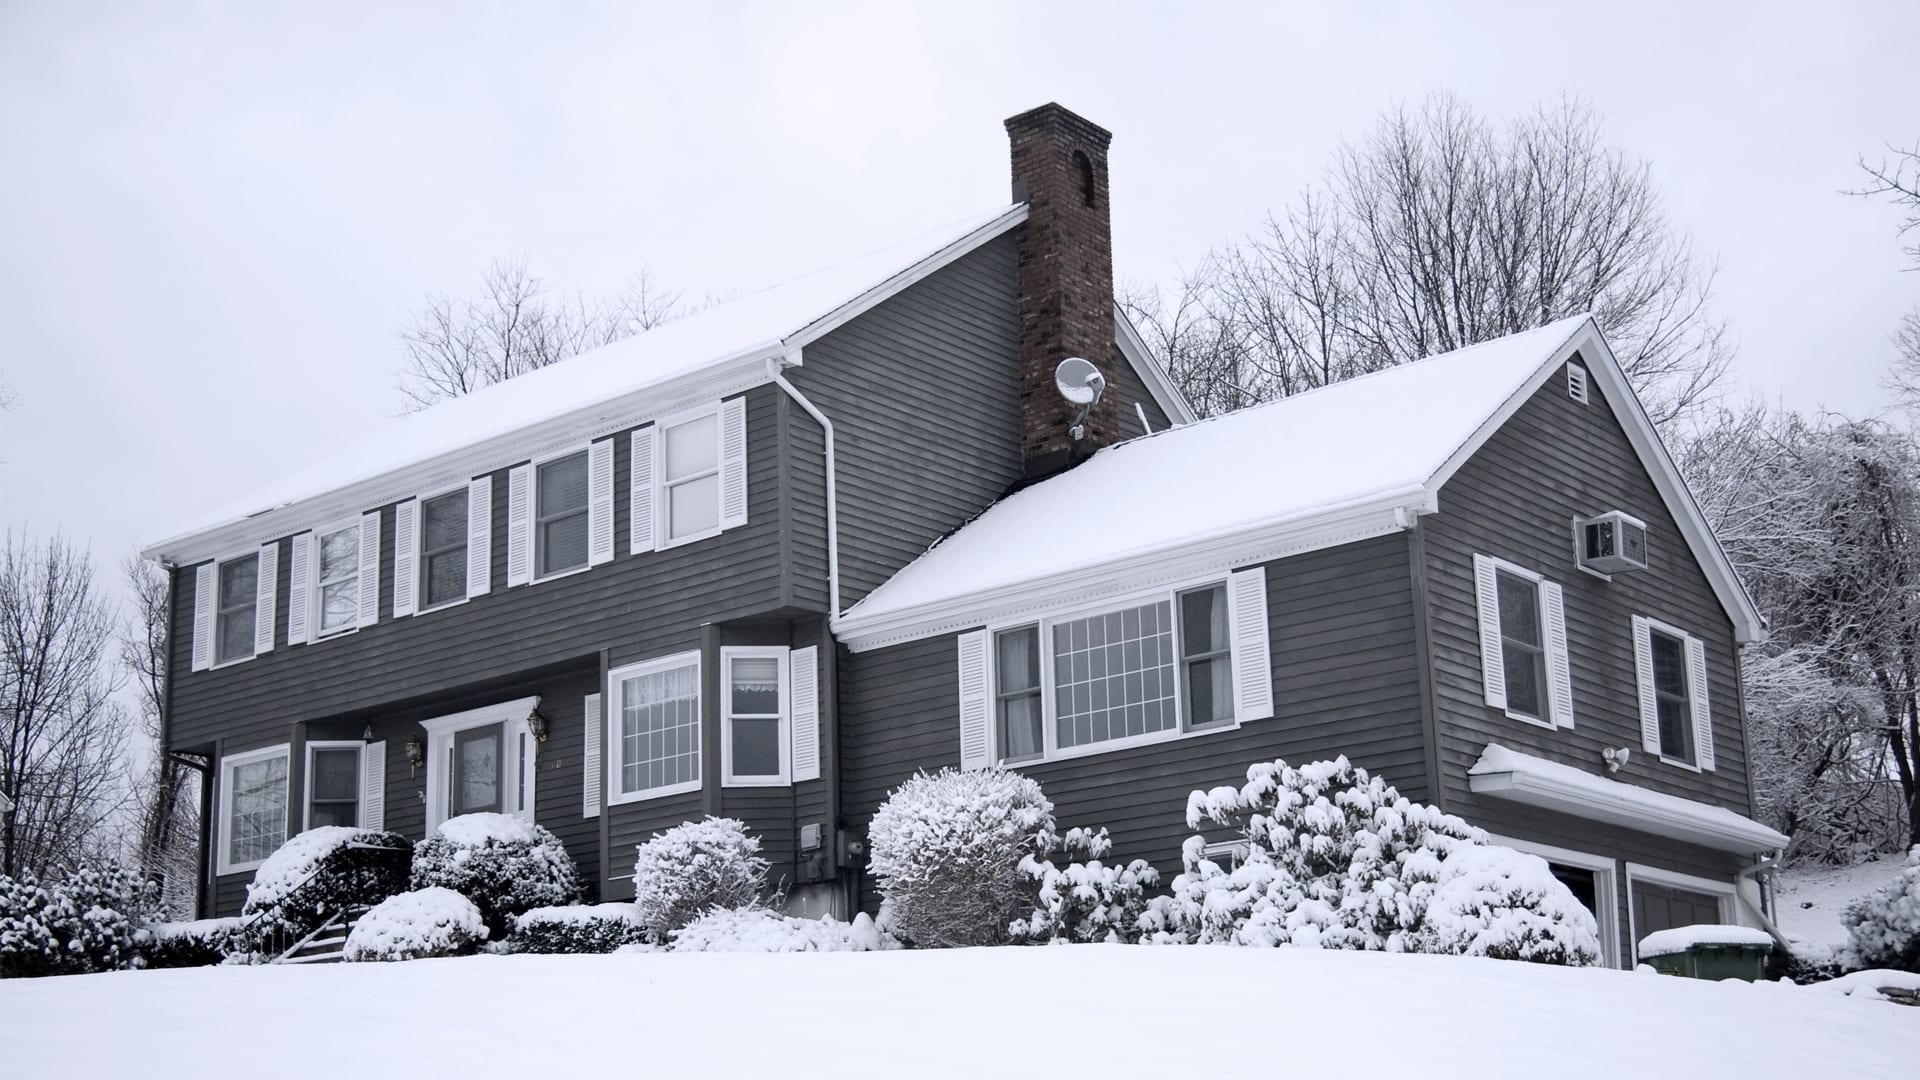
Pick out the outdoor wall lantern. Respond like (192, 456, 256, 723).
(526, 706, 549, 747)
(405, 733, 425, 777)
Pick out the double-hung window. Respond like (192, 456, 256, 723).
(1632, 615, 1713, 770)
(218, 744, 289, 875)
(1649, 630, 1692, 760)
(723, 647, 789, 785)
(214, 553, 260, 664)
(314, 523, 360, 637)
(1179, 584, 1234, 728)
(607, 653, 702, 802)
(535, 451, 590, 578)
(661, 410, 721, 544)
(1472, 554, 1572, 728)
(995, 628, 1043, 762)
(305, 743, 362, 828)
(419, 488, 470, 609)
(1496, 570, 1548, 722)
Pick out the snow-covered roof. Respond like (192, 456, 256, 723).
(145, 204, 1039, 563)
(1470, 744, 1789, 854)
(835, 316, 1596, 648)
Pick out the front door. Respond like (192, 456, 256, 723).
(452, 724, 502, 817)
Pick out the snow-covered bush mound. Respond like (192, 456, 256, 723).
(632, 817, 769, 942)
(1, 865, 154, 978)
(1841, 844, 1920, 972)
(1011, 827, 1160, 944)
(342, 887, 487, 962)
(508, 903, 650, 954)
(240, 827, 411, 944)
(1412, 845, 1601, 965)
(411, 814, 579, 934)
(868, 768, 1055, 947)
(669, 908, 898, 952)
(138, 917, 243, 969)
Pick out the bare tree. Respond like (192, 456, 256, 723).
(121, 554, 198, 915)
(0, 533, 131, 879)
(396, 259, 683, 411)
(1853, 142, 1920, 406)
(1127, 95, 1729, 424)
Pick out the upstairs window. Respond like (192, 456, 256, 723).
(419, 488, 470, 609)
(315, 524, 360, 637)
(1650, 630, 1692, 761)
(663, 411, 721, 542)
(215, 553, 260, 664)
(535, 450, 590, 578)
(1471, 554, 1572, 728)
(1631, 615, 1715, 771)
(1496, 570, 1547, 721)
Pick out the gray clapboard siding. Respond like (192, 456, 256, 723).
(1105, 336, 1172, 439)
(1420, 361, 1751, 817)
(838, 534, 1427, 910)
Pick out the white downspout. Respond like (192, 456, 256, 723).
(767, 353, 841, 618)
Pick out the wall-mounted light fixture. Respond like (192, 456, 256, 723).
(526, 706, 548, 746)
(1602, 747, 1631, 774)
(405, 733, 425, 777)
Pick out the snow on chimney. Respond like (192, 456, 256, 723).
(1006, 103, 1119, 480)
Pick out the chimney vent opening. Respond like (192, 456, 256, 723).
(1073, 150, 1096, 208)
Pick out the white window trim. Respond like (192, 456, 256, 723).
(1489, 834, 1621, 969)
(421, 696, 541, 830)
(721, 645, 791, 787)
(1623, 861, 1738, 965)
(1479, 556, 1556, 730)
(216, 743, 290, 876)
(413, 483, 474, 615)
(986, 575, 1240, 766)
(1201, 839, 1249, 870)
(652, 401, 725, 552)
(606, 652, 703, 805)
(529, 443, 594, 583)
(1639, 614, 1702, 773)
(210, 549, 263, 670)
(308, 515, 365, 642)
(302, 740, 366, 831)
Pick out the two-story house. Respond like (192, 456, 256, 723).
(143, 103, 1784, 966)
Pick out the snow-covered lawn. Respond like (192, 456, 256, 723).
(1775, 858, 1907, 952)
(7, 948, 1913, 1079)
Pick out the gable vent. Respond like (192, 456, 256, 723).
(1567, 362, 1589, 404)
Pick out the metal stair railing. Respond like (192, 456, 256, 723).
(232, 840, 411, 964)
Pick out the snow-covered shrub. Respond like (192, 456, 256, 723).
(342, 887, 487, 962)
(631, 817, 769, 942)
(1409, 845, 1601, 965)
(1841, 845, 1920, 972)
(410, 814, 580, 934)
(1142, 757, 1484, 949)
(669, 908, 899, 952)
(1010, 827, 1160, 944)
(508, 903, 650, 954)
(0, 865, 155, 977)
(240, 827, 411, 945)
(138, 917, 243, 969)
(868, 768, 1055, 947)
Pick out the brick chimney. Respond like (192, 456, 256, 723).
(1006, 103, 1120, 480)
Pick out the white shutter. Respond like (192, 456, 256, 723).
(356, 511, 381, 628)
(583, 693, 602, 818)
(506, 464, 533, 586)
(1541, 581, 1572, 729)
(1687, 635, 1715, 771)
(361, 742, 386, 831)
(718, 396, 748, 530)
(287, 532, 312, 645)
(392, 499, 419, 618)
(956, 630, 992, 770)
(467, 475, 492, 597)
(629, 428, 656, 554)
(1227, 567, 1273, 723)
(1473, 554, 1507, 710)
(790, 646, 821, 782)
(587, 439, 615, 566)
(1633, 616, 1660, 753)
(254, 542, 277, 655)
(191, 563, 215, 671)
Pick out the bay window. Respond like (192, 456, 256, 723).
(608, 653, 702, 802)
(217, 744, 289, 875)
(722, 647, 789, 785)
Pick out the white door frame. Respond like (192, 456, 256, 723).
(421, 696, 541, 830)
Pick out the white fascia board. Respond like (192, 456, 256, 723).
(1113, 307, 1198, 426)
(832, 486, 1426, 652)
(144, 355, 774, 566)
(1423, 317, 1765, 645)
(1469, 745, 1788, 854)
(783, 204, 1029, 353)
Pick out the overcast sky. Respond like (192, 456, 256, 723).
(2, 2, 1915, 594)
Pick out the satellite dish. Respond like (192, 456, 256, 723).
(1054, 357, 1107, 406)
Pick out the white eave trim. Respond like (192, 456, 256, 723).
(1113, 306, 1198, 426)
(1468, 744, 1788, 854)
(832, 485, 1426, 652)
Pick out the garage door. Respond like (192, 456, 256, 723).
(1631, 879, 1725, 959)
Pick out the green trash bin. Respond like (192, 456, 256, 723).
(1638, 925, 1774, 981)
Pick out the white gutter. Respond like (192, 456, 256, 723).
(767, 353, 841, 618)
